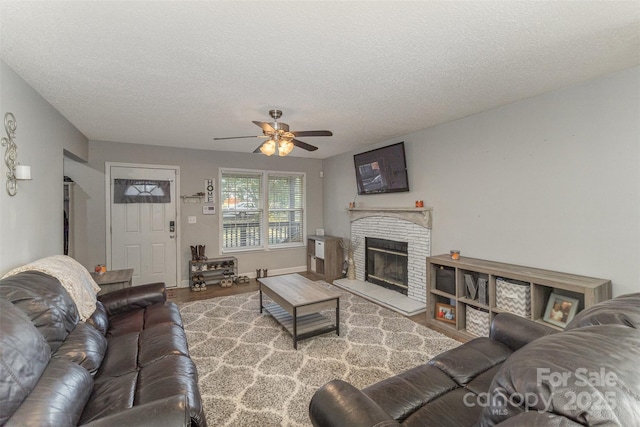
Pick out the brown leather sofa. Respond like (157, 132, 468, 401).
(309, 292, 640, 426)
(0, 270, 206, 427)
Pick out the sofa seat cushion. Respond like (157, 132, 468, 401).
(0, 299, 52, 424)
(136, 355, 205, 427)
(480, 324, 640, 426)
(495, 411, 584, 426)
(145, 301, 183, 328)
(139, 323, 189, 367)
(5, 358, 93, 427)
(53, 322, 108, 375)
(402, 388, 483, 427)
(106, 301, 182, 339)
(428, 337, 512, 386)
(97, 332, 140, 378)
(363, 364, 458, 422)
(107, 310, 144, 338)
(79, 371, 138, 425)
(465, 363, 503, 396)
(98, 323, 190, 379)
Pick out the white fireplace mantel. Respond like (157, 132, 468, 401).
(347, 207, 432, 229)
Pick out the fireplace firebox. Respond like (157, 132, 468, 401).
(365, 237, 409, 295)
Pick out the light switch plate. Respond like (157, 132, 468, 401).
(188, 216, 197, 224)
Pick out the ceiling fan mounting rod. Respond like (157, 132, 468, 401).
(269, 109, 283, 120)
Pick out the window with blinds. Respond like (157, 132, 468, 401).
(221, 171, 263, 250)
(268, 174, 304, 247)
(220, 170, 305, 251)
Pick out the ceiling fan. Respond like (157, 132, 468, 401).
(213, 109, 333, 156)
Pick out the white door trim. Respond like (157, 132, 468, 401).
(105, 162, 181, 287)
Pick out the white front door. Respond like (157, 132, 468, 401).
(108, 164, 178, 287)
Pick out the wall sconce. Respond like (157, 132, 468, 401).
(1, 112, 31, 196)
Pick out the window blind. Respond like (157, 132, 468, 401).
(268, 173, 304, 247)
(221, 172, 263, 250)
(220, 170, 305, 252)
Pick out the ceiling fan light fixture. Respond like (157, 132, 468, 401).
(260, 139, 276, 156)
(278, 140, 294, 156)
(215, 109, 332, 155)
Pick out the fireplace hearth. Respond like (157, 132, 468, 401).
(365, 237, 409, 295)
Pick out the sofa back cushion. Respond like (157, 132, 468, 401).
(86, 301, 109, 336)
(4, 359, 93, 427)
(53, 322, 108, 375)
(0, 271, 79, 352)
(0, 299, 51, 424)
(479, 324, 640, 426)
(566, 292, 640, 330)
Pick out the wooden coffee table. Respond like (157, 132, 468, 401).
(258, 273, 340, 349)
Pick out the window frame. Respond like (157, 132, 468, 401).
(219, 168, 306, 253)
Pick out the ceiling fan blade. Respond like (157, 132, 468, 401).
(253, 144, 263, 154)
(252, 121, 276, 133)
(291, 138, 318, 151)
(213, 135, 260, 140)
(291, 130, 333, 137)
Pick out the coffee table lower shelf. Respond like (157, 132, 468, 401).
(263, 303, 338, 348)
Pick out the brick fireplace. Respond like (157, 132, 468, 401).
(348, 207, 432, 304)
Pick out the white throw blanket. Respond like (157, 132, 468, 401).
(2, 255, 101, 321)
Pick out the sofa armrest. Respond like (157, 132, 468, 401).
(98, 282, 166, 316)
(309, 380, 401, 427)
(490, 312, 557, 352)
(80, 395, 190, 427)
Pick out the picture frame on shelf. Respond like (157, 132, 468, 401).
(543, 293, 579, 328)
(435, 302, 456, 324)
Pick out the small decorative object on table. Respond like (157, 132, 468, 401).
(435, 302, 456, 324)
(450, 250, 460, 260)
(543, 292, 580, 328)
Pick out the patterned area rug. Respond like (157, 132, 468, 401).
(178, 282, 460, 427)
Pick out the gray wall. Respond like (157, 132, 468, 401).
(4, 58, 639, 297)
(323, 67, 640, 297)
(0, 61, 88, 274)
(64, 141, 324, 284)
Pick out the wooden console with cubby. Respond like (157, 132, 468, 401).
(426, 254, 612, 341)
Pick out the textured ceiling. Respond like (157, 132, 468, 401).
(1, 1, 639, 159)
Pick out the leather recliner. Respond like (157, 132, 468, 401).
(0, 270, 206, 427)
(309, 293, 640, 426)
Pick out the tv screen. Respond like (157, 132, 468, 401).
(354, 142, 409, 195)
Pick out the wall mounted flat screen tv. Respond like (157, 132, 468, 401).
(354, 142, 409, 195)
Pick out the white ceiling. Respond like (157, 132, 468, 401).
(1, 1, 639, 159)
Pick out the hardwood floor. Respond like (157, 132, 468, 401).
(167, 271, 462, 341)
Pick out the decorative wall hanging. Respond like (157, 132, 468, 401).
(1, 112, 32, 196)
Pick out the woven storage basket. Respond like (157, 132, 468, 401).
(496, 278, 531, 317)
(466, 306, 490, 337)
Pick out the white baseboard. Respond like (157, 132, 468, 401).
(243, 265, 307, 278)
(178, 265, 307, 288)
